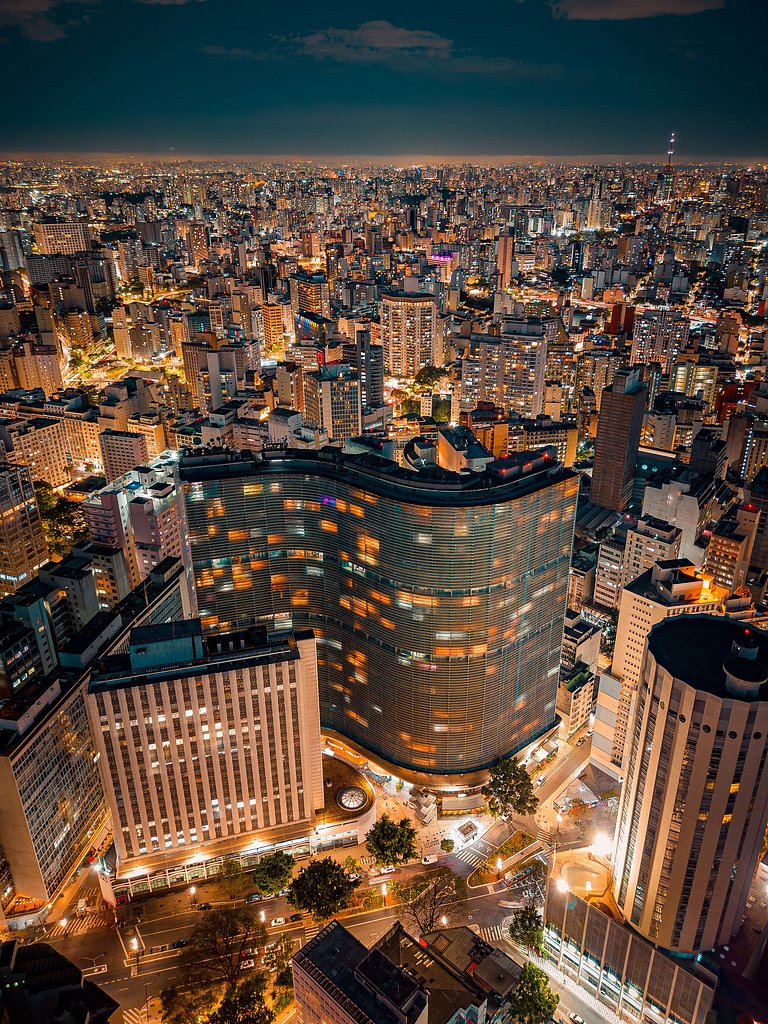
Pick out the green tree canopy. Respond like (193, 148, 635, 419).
(508, 963, 559, 1024)
(206, 977, 274, 1024)
(508, 903, 544, 953)
(399, 870, 467, 934)
(159, 983, 219, 1024)
(414, 365, 447, 388)
(220, 859, 244, 897)
(440, 839, 455, 854)
(179, 906, 267, 988)
(482, 758, 539, 818)
(365, 814, 417, 866)
(287, 857, 357, 919)
(251, 851, 294, 895)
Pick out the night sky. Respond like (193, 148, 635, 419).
(0, 0, 765, 157)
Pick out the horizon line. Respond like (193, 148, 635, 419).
(1, 151, 767, 166)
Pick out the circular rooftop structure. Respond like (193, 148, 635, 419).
(336, 785, 368, 811)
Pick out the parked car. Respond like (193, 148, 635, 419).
(289, 913, 303, 922)
(245, 893, 261, 903)
(170, 939, 188, 949)
(536, 775, 547, 787)
(270, 917, 286, 927)
(569, 1013, 585, 1024)
(421, 855, 438, 865)
(197, 902, 211, 911)
(241, 959, 255, 970)
(379, 866, 396, 875)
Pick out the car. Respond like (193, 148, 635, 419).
(536, 775, 547, 787)
(197, 902, 211, 910)
(289, 913, 303, 922)
(421, 855, 438, 865)
(569, 1014, 585, 1024)
(241, 959, 255, 970)
(278, 888, 290, 896)
(265, 942, 277, 952)
(348, 872, 360, 881)
(270, 917, 286, 927)
(245, 893, 261, 904)
(170, 939, 188, 949)
(586, 729, 593, 737)
(379, 866, 396, 875)
(242, 947, 256, 957)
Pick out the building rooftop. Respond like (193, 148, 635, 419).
(648, 616, 768, 702)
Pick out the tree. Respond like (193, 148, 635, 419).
(206, 978, 274, 1024)
(251, 851, 294, 895)
(160, 984, 219, 1024)
(342, 855, 361, 875)
(440, 839, 455, 854)
(270, 935, 295, 989)
(507, 963, 559, 1024)
(508, 903, 543, 953)
(482, 758, 539, 818)
(399, 870, 467, 934)
(180, 906, 268, 987)
(414, 365, 445, 388)
(220, 859, 244, 898)
(287, 857, 357, 919)
(366, 814, 417, 866)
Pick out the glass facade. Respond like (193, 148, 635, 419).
(181, 449, 577, 775)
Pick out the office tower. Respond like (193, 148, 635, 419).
(275, 361, 305, 414)
(622, 515, 681, 586)
(13, 339, 63, 395)
(0, 940, 117, 1022)
(186, 222, 209, 268)
(593, 560, 726, 778)
(508, 415, 577, 467)
(87, 621, 323, 875)
(575, 351, 622, 412)
(613, 617, 768, 954)
(0, 417, 69, 488)
(472, 318, 551, 418)
(642, 468, 717, 563)
(181, 335, 259, 412)
(495, 229, 515, 291)
(703, 504, 759, 592)
(592, 525, 629, 611)
(0, 620, 43, 697)
(342, 329, 384, 410)
(73, 541, 132, 609)
(670, 359, 719, 408)
(380, 292, 439, 377)
(590, 366, 646, 512)
(32, 221, 91, 255)
(0, 560, 188, 908)
(181, 445, 577, 777)
(261, 303, 286, 357)
(0, 463, 49, 598)
(304, 363, 362, 443)
(290, 271, 331, 321)
(689, 428, 727, 480)
(630, 308, 690, 374)
(99, 429, 149, 483)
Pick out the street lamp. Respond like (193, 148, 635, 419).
(440, 915, 448, 926)
(556, 877, 569, 894)
(189, 886, 197, 906)
(381, 882, 387, 905)
(79, 952, 106, 970)
(60, 917, 69, 936)
(259, 910, 265, 922)
(496, 857, 503, 880)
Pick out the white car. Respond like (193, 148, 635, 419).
(270, 917, 286, 927)
(569, 1013, 585, 1024)
(241, 959, 255, 970)
(379, 866, 396, 875)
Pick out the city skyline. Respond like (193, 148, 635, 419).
(0, 0, 765, 156)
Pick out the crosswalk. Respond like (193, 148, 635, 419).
(453, 848, 484, 866)
(303, 923, 321, 942)
(536, 826, 552, 848)
(123, 1008, 148, 1024)
(48, 914, 103, 938)
(476, 924, 507, 944)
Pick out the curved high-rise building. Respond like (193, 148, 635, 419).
(180, 446, 577, 778)
(612, 615, 768, 954)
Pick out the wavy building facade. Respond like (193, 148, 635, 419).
(180, 446, 577, 777)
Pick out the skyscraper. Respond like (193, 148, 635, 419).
(87, 621, 324, 875)
(630, 308, 690, 374)
(303, 362, 362, 442)
(496, 229, 515, 291)
(590, 366, 646, 512)
(380, 292, 439, 378)
(612, 617, 768, 954)
(0, 463, 49, 598)
(181, 445, 577, 778)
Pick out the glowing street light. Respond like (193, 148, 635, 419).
(591, 833, 612, 860)
(60, 917, 69, 935)
(189, 885, 197, 905)
(496, 857, 503, 880)
(556, 877, 569, 894)
(440, 915, 448, 926)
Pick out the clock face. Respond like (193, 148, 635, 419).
(337, 786, 367, 811)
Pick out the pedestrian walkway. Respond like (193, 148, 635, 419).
(536, 826, 552, 847)
(477, 924, 507, 944)
(453, 848, 484, 866)
(303, 923, 321, 942)
(48, 914, 104, 938)
(123, 1008, 147, 1024)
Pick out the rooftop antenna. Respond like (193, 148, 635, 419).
(666, 132, 676, 170)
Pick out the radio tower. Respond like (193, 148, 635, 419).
(661, 131, 676, 201)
